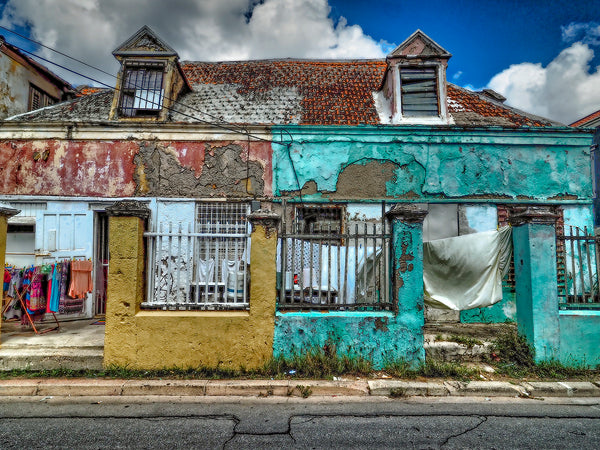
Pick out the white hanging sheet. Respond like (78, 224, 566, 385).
(423, 226, 512, 310)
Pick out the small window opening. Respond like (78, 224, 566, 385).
(28, 84, 57, 111)
(119, 62, 165, 117)
(400, 67, 439, 117)
(295, 206, 344, 236)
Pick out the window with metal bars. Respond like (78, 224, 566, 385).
(400, 67, 439, 117)
(28, 84, 57, 111)
(295, 205, 344, 240)
(119, 62, 165, 117)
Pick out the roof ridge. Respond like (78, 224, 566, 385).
(181, 58, 387, 65)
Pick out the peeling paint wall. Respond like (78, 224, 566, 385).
(0, 139, 272, 198)
(273, 312, 412, 369)
(0, 50, 65, 119)
(272, 126, 593, 201)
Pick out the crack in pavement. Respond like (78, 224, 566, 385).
(440, 415, 488, 448)
(222, 414, 296, 450)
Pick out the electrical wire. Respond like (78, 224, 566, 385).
(2, 29, 292, 147)
(1, 29, 310, 199)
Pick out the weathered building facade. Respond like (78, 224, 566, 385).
(0, 27, 596, 368)
(0, 36, 73, 119)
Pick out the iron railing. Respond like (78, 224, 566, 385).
(143, 203, 250, 310)
(278, 203, 392, 310)
(557, 226, 600, 310)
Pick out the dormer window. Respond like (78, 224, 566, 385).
(110, 25, 191, 121)
(400, 67, 439, 117)
(377, 30, 451, 125)
(119, 62, 165, 117)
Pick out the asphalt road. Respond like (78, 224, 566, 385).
(1, 396, 600, 449)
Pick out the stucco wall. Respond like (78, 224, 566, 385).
(0, 50, 65, 119)
(104, 214, 277, 370)
(272, 126, 592, 202)
(559, 311, 600, 367)
(0, 139, 272, 198)
(274, 311, 418, 369)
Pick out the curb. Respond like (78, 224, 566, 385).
(1, 379, 600, 398)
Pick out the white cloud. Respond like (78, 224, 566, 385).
(488, 42, 600, 124)
(0, 0, 387, 87)
(562, 21, 600, 46)
(452, 70, 462, 81)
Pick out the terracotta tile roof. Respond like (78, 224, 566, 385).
(570, 108, 600, 127)
(76, 87, 107, 97)
(180, 60, 386, 125)
(447, 85, 560, 127)
(6, 59, 563, 127)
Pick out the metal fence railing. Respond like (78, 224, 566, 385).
(143, 203, 250, 310)
(557, 226, 600, 310)
(277, 203, 392, 311)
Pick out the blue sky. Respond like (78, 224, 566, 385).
(328, 0, 599, 90)
(0, 0, 598, 123)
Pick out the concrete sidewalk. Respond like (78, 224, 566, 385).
(1, 378, 600, 399)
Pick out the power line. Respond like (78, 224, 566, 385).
(2, 29, 292, 147)
(0, 24, 114, 78)
(2, 30, 305, 200)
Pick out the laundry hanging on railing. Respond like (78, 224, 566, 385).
(423, 226, 512, 310)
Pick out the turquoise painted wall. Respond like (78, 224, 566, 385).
(272, 126, 592, 202)
(559, 312, 600, 367)
(513, 223, 560, 362)
(273, 312, 418, 369)
(460, 287, 516, 323)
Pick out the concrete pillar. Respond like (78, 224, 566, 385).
(247, 210, 280, 322)
(104, 200, 150, 366)
(510, 205, 560, 362)
(386, 204, 428, 366)
(0, 206, 20, 345)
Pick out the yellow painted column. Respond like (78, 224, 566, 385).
(0, 206, 21, 347)
(103, 200, 150, 367)
(247, 210, 281, 363)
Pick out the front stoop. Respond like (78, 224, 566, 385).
(0, 348, 104, 371)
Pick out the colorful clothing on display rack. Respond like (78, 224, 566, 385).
(2, 260, 93, 321)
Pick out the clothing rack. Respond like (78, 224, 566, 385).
(14, 272, 60, 335)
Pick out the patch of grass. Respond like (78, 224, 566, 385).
(382, 359, 418, 379)
(295, 384, 312, 398)
(421, 360, 479, 381)
(490, 326, 599, 380)
(434, 334, 483, 348)
(492, 327, 535, 369)
(262, 343, 373, 379)
(448, 335, 483, 348)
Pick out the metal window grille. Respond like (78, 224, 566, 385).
(557, 226, 600, 310)
(119, 62, 165, 117)
(400, 67, 439, 117)
(278, 202, 392, 311)
(143, 202, 251, 310)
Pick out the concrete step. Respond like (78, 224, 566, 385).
(424, 340, 493, 363)
(0, 348, 104, 371)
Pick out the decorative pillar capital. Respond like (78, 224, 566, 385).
(106, 200, 150, 220)
(248, 210, 280, 235)
(0, 206, 20, 218)
(386, 204, 428, 224)
(509, 205, 559, 227)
